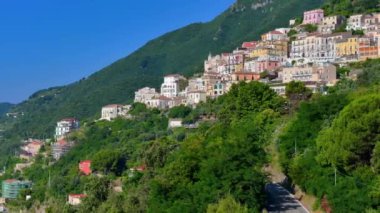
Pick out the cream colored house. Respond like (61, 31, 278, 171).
(282, 63, 336, 86)
(101, 104, 131, 121)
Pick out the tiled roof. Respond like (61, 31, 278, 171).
(69, 194, 87, 198)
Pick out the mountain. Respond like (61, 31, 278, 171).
(0, 103, 13, 117)
(7, 0, 323, 137)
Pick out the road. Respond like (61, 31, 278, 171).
(266, 183, 309, 213)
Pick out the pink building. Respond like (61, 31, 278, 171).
(256, 60, 281, 73)
(20, 140, 43, 157)
(79, 160, 92, 176)
(303, 9, 324, 24)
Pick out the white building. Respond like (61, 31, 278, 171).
(55, 118, 80, 139)
(346, 14, 364, 31)
(146, 96, 170, 110)
(187, 91, 207, 106)
(168, 119, 183, 129)
(101, 104, 131, 121)
(134, 87, 159, 103)
(290, 32, 352, 63)
(68, 194, 87, 206)
(187, 77, 206, 92)
(160, 75, 185, 98)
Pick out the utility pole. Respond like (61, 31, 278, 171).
(334, 167, 337, 186)
(294, 139, 297, 155)
(48, 170, 51, 188)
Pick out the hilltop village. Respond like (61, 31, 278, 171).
(133, 9, 380, 109)
(1, 6, 380, 210)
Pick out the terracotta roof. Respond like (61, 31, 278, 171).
(29, 141, 43, 146)
(69, 194, 87, 198)
(4, 179, 17, 183)
(60, 118, 77, 122)
(56, 139, 68, 146)
(80, 160, 92, 164)
(269, 30, 284, 35)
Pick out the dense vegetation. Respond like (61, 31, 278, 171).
(323, 0, 380, 16)
(1, 82, 285, 212)
(0, 103, 13, 117)
(0, 0, 324, 166)
(279, 59, 380, 212)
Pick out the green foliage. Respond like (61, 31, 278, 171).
(303, 24, 318, 33)
(352, 29, 365, 36)
(168, 105, 192, 118)
(279, 64, 380, 212)
(358, 61, 380, 86)
(148, 82, 281, 212)
(285, 81, 312, 103)
(218, 81, 285, 122)
(79, 177, 110, 212)
(316, 94, 380, 171)
(323, 0, 380, 16)
(207, 195, 249, 213)
(92, 150, 127, 176)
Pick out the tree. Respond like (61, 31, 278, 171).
(316, 94, 380, 171)
(303, 24, 318, 33)
(285, 81, 312, 109)
(92, 150, 127, 176)
(168, 105, 192, 118)
(207, 195, 249, 213)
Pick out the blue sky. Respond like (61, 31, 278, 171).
(0, 0, 234, 103)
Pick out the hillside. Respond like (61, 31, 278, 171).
(7, 0, 324, 137)
(0, 103, 13, 117)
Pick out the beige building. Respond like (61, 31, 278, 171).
(134, 87, 158, 103)
(68, 194, 87, 206)
(318, 15, 345, 34)
(187, 91, 207, 106)
(101, 104, 131, 121)
(282, 63, 337, 85)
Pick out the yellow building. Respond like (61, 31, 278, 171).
(250, 40, 288, 57)
(336, 36, 359, 57)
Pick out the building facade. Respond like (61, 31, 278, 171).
(318, 15, 345, 34)
(303, 9, 324, 25)
(101, 104, 131, 121)
(282, 63, 336, 85)
(52, 139, 73, 160)
(160, 75, 185, 98)
(134, 87, 158, 103)
(55, 118, 80, 139)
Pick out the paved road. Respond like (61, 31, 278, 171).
(266, 183, 309, 213)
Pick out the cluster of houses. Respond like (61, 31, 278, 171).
(133, 9, 380, 109)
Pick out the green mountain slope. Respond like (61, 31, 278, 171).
(0, 103, 13, 117)
(9, 0, 323, 137)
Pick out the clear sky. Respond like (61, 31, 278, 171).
(0, 0, 234, 103)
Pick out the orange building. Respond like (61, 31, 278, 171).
(231, 72, 260, 82)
